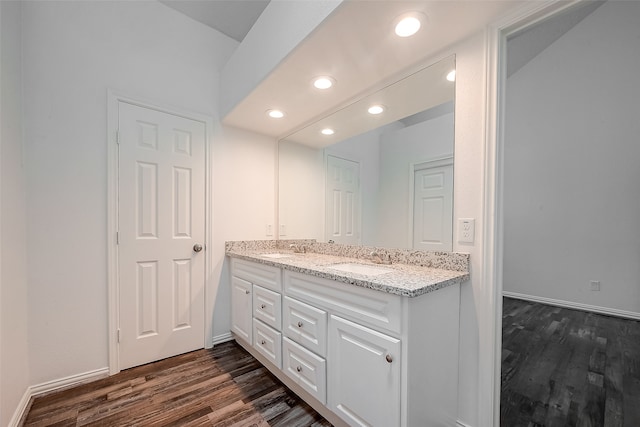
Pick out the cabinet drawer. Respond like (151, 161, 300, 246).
(283, 296, 327, 357)
(253, 319, 282, 369)
(232, 258, 282, 292)
(253, 285, 281, 330)
(284, 270, 402, 335)
(283, 337, 326, 404)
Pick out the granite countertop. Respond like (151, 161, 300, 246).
(226, 248, 469, 298)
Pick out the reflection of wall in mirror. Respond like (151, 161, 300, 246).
(278, 140, 324, 240)
(325, 123, 398, 245)
(377, 106, 454, 249)
(279, 101, 454, 247)
(328, 102, 454, 248)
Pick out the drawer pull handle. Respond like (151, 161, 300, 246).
(261, 340, 266, 345)
(296, 366, 302, 372)
(385, 354, 393, 363)
(297, 321, 303, 328)
(261, 304, 266, 309)
(245, 290, 250, 295)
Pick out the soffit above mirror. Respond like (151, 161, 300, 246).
(222, 1, 522, 139)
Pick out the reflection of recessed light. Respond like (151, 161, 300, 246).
(368, 105, 385, 115)
(394, 13, 424, 37)
(313, 76, 335, 90)
(266, 109, 284, 119)
(446, 70, 456, 82)
(321, 128, 335, 135)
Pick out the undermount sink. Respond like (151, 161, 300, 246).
(260, 253, 293, 259)
(328, 263, 393, 276)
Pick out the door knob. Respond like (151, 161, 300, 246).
(193, 243, 203, 253)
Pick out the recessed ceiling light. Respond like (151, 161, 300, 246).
(313, 76, 335, 90)
(266, 109, 285, 119)
(368, 105, 385, 115)
(446, 70, 456, 82)
(321, 128, 335, 136)
(394, 13, 424, 37)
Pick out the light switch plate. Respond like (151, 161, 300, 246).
(458, 218, 475, 244)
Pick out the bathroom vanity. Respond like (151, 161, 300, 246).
(226, 241, 469, 427)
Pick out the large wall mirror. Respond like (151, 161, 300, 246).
(278, 56, 455, 251)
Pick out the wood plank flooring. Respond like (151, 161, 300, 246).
(23, 341, 332, 427)
(501, 297, 640, 427)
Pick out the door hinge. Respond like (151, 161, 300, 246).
(117, 329, 121, 343)
(116, 231, 120, 245)
(115, 130, 120, 144)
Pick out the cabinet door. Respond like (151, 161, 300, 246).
(329, 315, 401, 427)
(231, 277, 252, 343)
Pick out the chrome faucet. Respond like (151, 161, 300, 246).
(370, 251, 392, 264)
(290, 244, 306, 253)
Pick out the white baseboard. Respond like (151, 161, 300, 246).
(8, 367, 109, 427)
(8, 388, 32, 427)
(503, 291, 640, 321)
(212, 332, 233, 345)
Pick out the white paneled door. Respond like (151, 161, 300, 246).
(412, 161, 453, 252)
(326, 155, 360, 245)
(118, 102, 205, 370)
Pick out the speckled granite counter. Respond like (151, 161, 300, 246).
(225, 240, 469, 298)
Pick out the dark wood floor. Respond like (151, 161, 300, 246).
(23, 341, 332, 426)
(501, 297, 640, 427)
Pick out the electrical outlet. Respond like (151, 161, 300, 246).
(458, 218, 475, 244)
(265, 224, 273, 236)
(590, 280, 600, 291)
(279, 224, 287, 236)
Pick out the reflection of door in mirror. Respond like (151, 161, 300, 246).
(412, 158, 453, 252)
(325, 155, 360, 245)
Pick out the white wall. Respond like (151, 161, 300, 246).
(504, 1, 640, 314)
(21, 0, 238, 386)
(1, 2, 30, 425)
(448, 33, 492, 426)
(377, 111, 454, 248)
(212, 125, 277, 338)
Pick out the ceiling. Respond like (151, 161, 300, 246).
(221, 1, 526, 140)
(159, 0, 269, 42)
(160, 1, 528, 140)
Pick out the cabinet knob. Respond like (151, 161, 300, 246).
(297, 321, 303, 328)
(261, 340, 266, 345)
(385, 354, 393, 363)
(296, 366, 302, 372)
(245, 290, 250, 294)
(261, 304, 266, 309)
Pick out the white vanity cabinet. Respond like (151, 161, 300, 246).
(229, 257, 462, 427)
(230, 259, 283, 367)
